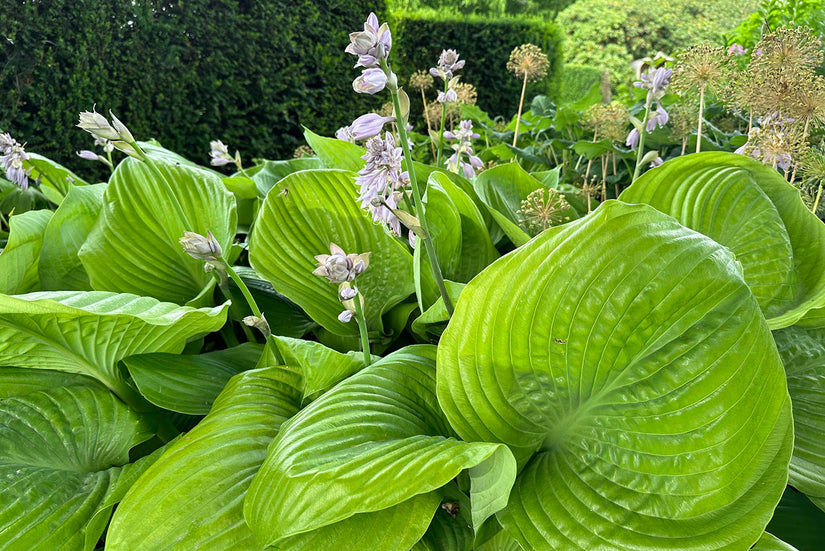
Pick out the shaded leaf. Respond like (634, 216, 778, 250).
(0, 209, 52, 294)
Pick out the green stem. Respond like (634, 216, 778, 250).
(106, 148, 114, 172)
(696, 87, 705, 154)
(436, 81, 448, 168)
(813, 181, 823, 214)
(352, 291, 371, 366)
(631, 97, 653, 184)
(222, 261, 283, 362)
(512, 72, 528, 149)
(382, 60, 454, 316)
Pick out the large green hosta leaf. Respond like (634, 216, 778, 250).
(773, 325, 825, 511)
(437, 200, 793, 550)
(619, 152, 825, 329)
(0, 384, 157, 550)
(106, 367, 303, 551)
(78, 157, 237, 304)
(244, 346, 516, 549)
(39, 184, 106, 291)
(752, 533, 800, 551)
(0, 291, 228, 406)
(0, 209, 52, 294)
(248, 169, 414, 337)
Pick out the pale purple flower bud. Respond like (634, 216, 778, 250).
(313, 243, 371, 283)
(430, 49, 465, 80)
(339, 286, 358, 300)
(626, 128, 640, 150)
(353, 68, 388, 95)
(77, 150, 100, 161)
(649, 157, 664, 168)
(734, 142, 748, 155)
(349, 113, 395, 140)
(437, 88, 458, 103)
(77, 108, 120, 141)
(180, 230, 223, 261)
(634, 67, 672, 100)
(345, 12, 392, 69)
(109, 110, 135, 143)
(646, 105, 669, 132)
(338, 309, 354, 323)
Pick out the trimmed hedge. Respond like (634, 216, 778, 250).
(391, 10, 564, 119)
(558, 64, 602, 104)
(1, 0, 385, 167)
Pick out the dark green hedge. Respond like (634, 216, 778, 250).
(0, 0, 385, 167)
(390, 10, 564, 119)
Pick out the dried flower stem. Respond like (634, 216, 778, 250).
(352, 291, 371, 366)
(512, 72, 529, 149)
(585, 129, 598, 179)
(383, 59, 454, 316)
(813, 182, 823, 214)
(421, 89, 437, 159)
(696, 88, 705, 153)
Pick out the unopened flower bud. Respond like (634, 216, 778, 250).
(353, 68, 388, 95)
(209, 140, 235, 167)
(180, 230, 223, 261)
(349, 113, 395, 141)
(109, 111, 135, 143)
(243, 314, 271, 338)
(338, 309, 354, 323)
(77, 108, 121, 141)
(77, 150, 100, 161)
(338, 282, 358, 301)
(313, 243, 370, 283)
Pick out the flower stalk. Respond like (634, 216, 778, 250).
(352, 290, 371, 366)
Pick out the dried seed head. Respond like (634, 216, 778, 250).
(507, 44, 549, 82)
(671, 44, 732, 96)
(409, 70, 434, 92)
(517, 187, 571, 236)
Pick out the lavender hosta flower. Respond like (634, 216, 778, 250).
(345, 12, 391, 69)
(734, 142, 749, 155)
(0, 134, 31, 190)
(338, 309, 355, 323)
(349, 113, 395, 141)
(356, 132, 408, 235)
(209, 140, 234, 167)
(649, 156, 664, 168)
(335, 126, 355, 142)
(179, 230, 223, 261)
(728, 43, 747, 56)
(429, 49, 465, 81)
(444, 120, 482, 178)
(646, 105, 669, 132)
(626, 128, 640, 150)
(437, 88, 458, 104)
(353, 67, 388, 95)
(77, 150, 101, 161)
(312, 243, 370, 284)
(634, 67, 673, 100)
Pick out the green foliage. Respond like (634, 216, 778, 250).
(391, 10, 564, 117)
(557, 0, 760, 85)
(730, 0, 825, 50)
(0, 0, 386, 169)
(558, 64, 603, 104)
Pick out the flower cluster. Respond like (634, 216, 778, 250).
(627, 66, 672, 149)
(517, 187, 571, 236)
(736, 113, 802, 171)
(0, 133, 31, 190)
(345, 13, 392, 95)
(209, 140, 237, 167)
(443, 120, 482, 179)
(313, 243, 370, 323)
(336, 113, 395, 143)
(77, 109, 141, 159)
(356, 132, 409, 235)
(430, 49, 464, 105)
(671, 44, 732, 97)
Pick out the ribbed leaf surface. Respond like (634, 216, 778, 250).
(0, 209, 52, 293)
(619, 152, 825, 328)
(438, 200, 793, 550)
(0, 385, 155, 550)
(78, 157, 236, 304)
(244, 346, 516, 548)
(0, 291, 227, 404)
(249, 168, 414, 336)
(106, 368, 302, 550)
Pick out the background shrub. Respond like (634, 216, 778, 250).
(391, 9, 564, 119)
(557, 0, 760, 86)
(0, 0, 385, 168)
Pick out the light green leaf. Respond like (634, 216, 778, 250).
(414, 485, 474, 551)
(619, 151, 825, 329)
(476, 529, 524, 551)
(244, 346, 516, 548)
(0, 291, 228, 407)
(0, 366, 102, 398)
(78, 156, 237, 304)
(426, 172, 499, 283)
(438, 200, 793, 550)
(249, 157, 324, 197)
(221, 176, 258, 199)
(26, 152, 89, 201)
(273, 335, 367, 400)
(106, 367, 303, 551)
(39, 183, 106, 291)
(773, 325, 825, 511)
(751, 533, 799, 551)
(304, 127, 365, 172)
(248, 168, 414, 337)
(411, 281, 465, 342)
(0, 209, 52, 294)
(0, 385, 155, 550)
(123, 343, 262, 414)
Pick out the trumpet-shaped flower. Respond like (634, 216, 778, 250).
(345, 12, 392, 69)
(0, 133, 31, 190)
(356, 132, 408, 235)
(348, 113, 395, 141)
(430, 49, 465, 81)
(353, 68, 388, 95)
(444, 120, 483, 179)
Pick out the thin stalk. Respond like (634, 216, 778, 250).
(421, 89, 437, 160)
(612, 151, 617, 175)
(584, 129, 598, 179)
(512, 72, 529, 149)
(222, 261, 284, 363)
(631, 97, 653, 184)
(681, 137, 687, 156)
(791, 117, 812, 184)
(352, 291, 371, 366)
(436, 82, 449, 167)
(696, 87, 705, 153)
(106, 148, 114, 171)
(813, 181, 823, 214)
(601, 154, 608, 201)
